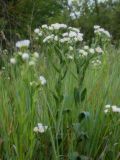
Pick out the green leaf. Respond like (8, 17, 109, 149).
(80, 88, 87, 102)
(74, 88, 87, 104)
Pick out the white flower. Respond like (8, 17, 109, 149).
(79, 49, 84, 53)
(98, 28, 105, 33)
(16, 40, 30, 48)
(48, 26, 54, 30)
(69, 31, 77, 38)
(112, 106, 120, 113)
(82, 51, 88, 57)
(94, 25, 100, 30)
(79, 49, 88, 57)
(33, 127, 39, 132)
(105, 104, 111, 109)
(43, 34, 54, 43)
(51, 23, 61, 30)
(33, 123, 48, 133)
(77, 33, 83, 41)
(54, 36, 58, 41)
(10, 58, 16, 64)
(42, 24, 48, 29)
(22, 53, 29, 61)
(69, 27, 80, 33)
(33, 52, 39, 58)
(34, 28, 40, 34)
(103, 30, 111, 38)
(89, 48, 95, 54)
(67, 54, 74, 60)
(60, 37, 70, 43)
(51, 23, 67, 30)
(38, 32, 43, 37)
(104, 109, 109, 113)
(60, 24, 67, 29)
(94, 26, 111, 38)
(104, 104, 120, 113)
(84, 45, 89, 50)
(96, 47, 103, 53)
(92, 59, 101, 66)
(104, 104, 111, 113)
(62, 32, 69, 37)
(39, 76, 47, 85)
(70, 12, 80, 20)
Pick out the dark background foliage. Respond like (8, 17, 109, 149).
(0, 0, 120, 49)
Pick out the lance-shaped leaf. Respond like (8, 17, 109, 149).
(80, 88, 87, 102)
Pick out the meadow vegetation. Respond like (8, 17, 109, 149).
(0, 23, 120, 160)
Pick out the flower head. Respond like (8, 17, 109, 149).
(42, 24, 48, 29)
(10, 58, 16, 64)
(84, 45, 89, 50)
(33, 123, 48, 133)
(96, 47, 103, 53)
(94, 25, 100, 30)
(89, 48, 95, 54)
(104, 104, 120, 113)
(16, 40, 30, 48)
(22, 53, 29, 61)
(33, 52, 39, 58)
(39, 76, 47, 85)
(34, 28, 40, 34)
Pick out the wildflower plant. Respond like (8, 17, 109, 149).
(32, 23, 109, 158)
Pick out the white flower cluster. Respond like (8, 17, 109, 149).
(39, 24, 83, 44)
(104, 104, 120, 113)
(34, 28, 43, 37)
(70, 12, 80, 20)
(66, 54, 74, 60)
(33, 123, 48, 133)
(60, 30, 83, 43)
(78, 46, 103, 58)
(95, 47, 103, 53)
(29, 52, 39, 66)
(68, 0, 81, 20)
(39, 75, 47, 85)
(42, 23, 67, 30)
(10, 58, 16, 65)
(22, 52, 29, 61)
(16, 40, 30, 48)
(10, 40, 40, 66)
(43, 34, 55, 43)
(79, 49, 88, 57)
(91, 59, 101, 66)
(94, 25, 111, 38)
